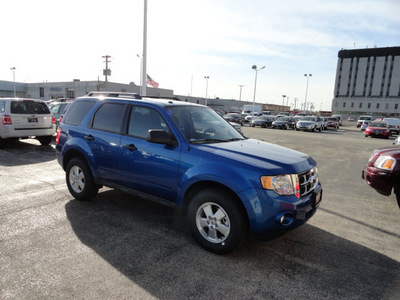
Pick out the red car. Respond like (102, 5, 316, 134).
(326, 117, 339, 129)
(362, 146, 400, 208)
(364, 121, 390, 139)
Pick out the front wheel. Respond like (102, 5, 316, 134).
(66, 158, 98, 201)
(187, 188, 248, 254)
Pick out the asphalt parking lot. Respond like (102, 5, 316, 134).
(1, 124, 399, 300)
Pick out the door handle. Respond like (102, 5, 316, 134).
(124, 144, 138, 151)
(84, 135, 94, 141)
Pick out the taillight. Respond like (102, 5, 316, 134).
(56, 127, 62, 144)
(2, 115, 12, 124)
(59, 115, 63, 124)
(52, 115, 56, 124)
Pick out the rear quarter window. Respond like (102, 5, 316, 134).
(64, 101, 95, 126)
(0, 100, 5, 113)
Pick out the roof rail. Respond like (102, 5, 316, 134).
(143, 96, 182, 101)
(85, 91, 142, 99)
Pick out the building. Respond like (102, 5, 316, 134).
(332, 46, 400, 117)
(0, 79, 264, 114)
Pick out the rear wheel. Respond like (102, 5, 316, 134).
(66, 158, 98, 201)
(187, 188, 248, 254)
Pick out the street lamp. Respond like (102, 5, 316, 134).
(204, 76, 209, 106)
(252, 65, 265, 115)
(304, 73, 312, 113)
(136, 54, 143, 95)
(10, 67, 16, 97)
(282, 95, 286, 106)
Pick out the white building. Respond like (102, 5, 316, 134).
(332, 46, 400, 117)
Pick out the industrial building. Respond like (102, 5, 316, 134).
(332, 46, 400, 117)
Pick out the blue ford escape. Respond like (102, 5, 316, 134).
(56, 92, 322, 254)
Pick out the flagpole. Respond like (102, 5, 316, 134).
(141, 0, 147, 97)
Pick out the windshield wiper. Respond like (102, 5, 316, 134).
(190, 137, 244, 144)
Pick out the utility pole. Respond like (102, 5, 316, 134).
(102, 55, 112, 82)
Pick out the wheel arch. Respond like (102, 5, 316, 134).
(181, 181, 250, 225)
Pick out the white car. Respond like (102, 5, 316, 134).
(383, 118, 400, 135)
(0, 98, 56, 147)
(296, 116, 323, 132)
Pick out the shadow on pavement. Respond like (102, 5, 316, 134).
(65, 189, 400, 300)
(0, 138, 56, 166)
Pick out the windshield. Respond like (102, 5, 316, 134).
(301, 116, 316, 121)
(276, 117, 290, 121)
(168, 106, 245, 144)
(359, 116, 371, 120)
(369, 122, 387, 128)
(327, 117, 337, 121)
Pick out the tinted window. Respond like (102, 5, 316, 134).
(92, 103, 126, 133)
(11, 101, 50, 114)
(64, 101, 95, 126)
(128, 106, 170, 139)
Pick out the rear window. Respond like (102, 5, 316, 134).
(64, 101, 95, 126)
(11, 101, 50, 114)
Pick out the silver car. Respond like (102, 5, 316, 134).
(0, 98, 56, 147)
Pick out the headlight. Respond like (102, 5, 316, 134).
(261, 174, 300, 198)
(374, 156, 396, 171)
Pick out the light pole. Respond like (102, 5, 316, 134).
(204, 76, 209, 106)
(252, 65, 265, 115)
(136, 54, 142, 95)
(238, 85, 244, 101)
(304, 73, 312, 113)
(10, 67, 16, 97)
(282, 95, 286, 107)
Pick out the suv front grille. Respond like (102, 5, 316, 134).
(298, 168, 318, 196)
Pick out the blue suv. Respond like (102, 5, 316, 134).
(56, 93, 322, 254)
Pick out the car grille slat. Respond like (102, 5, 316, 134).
(298, 168, 318, 197)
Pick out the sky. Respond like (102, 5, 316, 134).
(1, 0, 399, 111)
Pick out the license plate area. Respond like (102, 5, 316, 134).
(312, 190, 322, 208)
(28, 117, 38, 123)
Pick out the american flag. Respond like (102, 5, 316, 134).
(146, 74, 159, 88)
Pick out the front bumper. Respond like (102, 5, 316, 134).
(238, 183, 322, 236)
(362, 166, 396, 196)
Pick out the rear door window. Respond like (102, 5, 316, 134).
(64, 101, 95, 126)
(0, 100, 5, 113)
(91, 102, 126, 133)
(11, 101, 50, 114)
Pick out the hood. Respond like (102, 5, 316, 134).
(194, 139, 315, 175)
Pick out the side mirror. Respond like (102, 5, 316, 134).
(147, 129, 176, 146)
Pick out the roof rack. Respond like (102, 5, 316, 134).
(143, 96, 182, 101)
(85, 91, 142, 99)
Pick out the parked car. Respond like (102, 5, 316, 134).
(271, 116, 296, 129)
(362, 146, 400, 208)
(360, 121, 370, 131)
(244, 112, 262, 124)
(382, 118, 400, 135)
(0, 97, 56, 147)
(332, 114, 343, 126)
(326, 117, 339, 129)
(320, 117, 328, 130)
(295, 116, 323, 132)
(251, 116, 274, 128)
(223, 113, 243, 125)
(393, 136, 400, 145)
(348, 116, 355, 121)
(229, 122, 243, 134)
(48, 100, 73, 127)
(357, 115, 373, 127)
(364, 122, 390, 139)
(56, 92, 322, 254)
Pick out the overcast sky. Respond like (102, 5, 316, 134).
(1, 0, 399, 110)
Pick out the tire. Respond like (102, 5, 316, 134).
(187, 188, 248, 254)
(313, 126, 316, 132)
(318, 126, 322, 132)
(284, 124, 289, 130)
(38, 136, 53, 145)
(66, 158, 98, 201)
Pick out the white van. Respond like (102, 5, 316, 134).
(383, 118, 400, 134)
(357, 115, 373, 127)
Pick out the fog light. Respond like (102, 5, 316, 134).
(276, 212, 295, 226)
